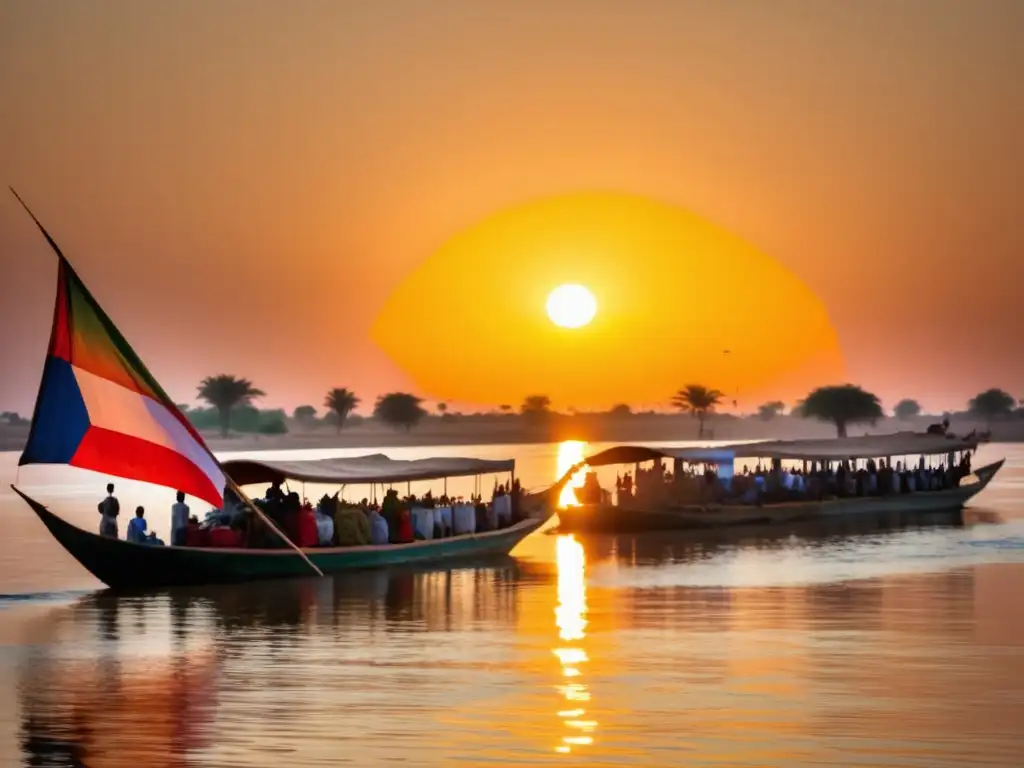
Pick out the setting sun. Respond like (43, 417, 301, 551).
(371, 192, 845, 409)
(546, 284, 597, 329)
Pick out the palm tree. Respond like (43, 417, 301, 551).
(324, 388, 360, 434)
(893, 399, 922, 421)
(374, 392, 426, 432)
(797, 384, 883, 437)
(968, 388, 1016, 424)
(757, 401, 786, 421)
(197, 375, 265, 437)
(671, 384, 724, 438)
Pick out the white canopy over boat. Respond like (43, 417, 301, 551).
(582, 445, 736, 467)
(583, 432, 978, 468)
(223, 454, 516, 486)
(722, 432, 978, 461)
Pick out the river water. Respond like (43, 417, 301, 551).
(1, 441, 1023, 766)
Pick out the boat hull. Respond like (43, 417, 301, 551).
(556, 459, 1004, 534)
(12, 486, 547, 590)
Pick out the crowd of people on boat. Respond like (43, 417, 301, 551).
(598, 451, 976, 507)
(729, 453, 973, 505)
(96, 478, 525, 549)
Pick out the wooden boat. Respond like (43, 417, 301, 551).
(12, 453, 568, 590)
(11, 485, 548, 589)
(555, 435, 1004, 534)
(6, 191, 562, 590)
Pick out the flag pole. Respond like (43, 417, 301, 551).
(9, 186, 323, 578)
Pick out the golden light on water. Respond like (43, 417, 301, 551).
(553, 648, 587, 664)
(556, 440, 588, 508)
(553, 534, 595, 755)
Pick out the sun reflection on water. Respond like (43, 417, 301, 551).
(554, 534, 595, 754)
(556, 440, 588, 508)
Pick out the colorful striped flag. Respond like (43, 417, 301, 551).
(17, 206, 225, 508)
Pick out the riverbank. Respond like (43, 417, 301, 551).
(3, 413, 1018, 454)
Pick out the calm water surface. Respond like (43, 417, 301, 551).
(1, 441, 1023, 766)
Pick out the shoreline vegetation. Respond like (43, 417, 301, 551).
(2, 381, 1020, 454)
(3, 412, 1024, 455)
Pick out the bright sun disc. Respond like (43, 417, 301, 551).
(547, 284, 597, 329)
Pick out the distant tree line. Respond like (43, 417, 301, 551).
(0, 411, 30, 427)
(677, 383, 1019, 437)
(3, 377, 1022, 438)
(189, 375, 431, 436)
(662, 383, 1022, 438)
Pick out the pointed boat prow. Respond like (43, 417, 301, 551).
(971, 458, 1004, 485)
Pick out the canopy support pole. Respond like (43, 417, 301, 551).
(509, 468, 515, 520)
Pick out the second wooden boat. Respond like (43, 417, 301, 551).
(555, 438, 1002, 534)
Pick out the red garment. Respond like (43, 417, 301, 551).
(209, 526, 243, 548)
(297, 508, 318, 548)
(185, 524, 209, 547)
(396, 509, 414, 544)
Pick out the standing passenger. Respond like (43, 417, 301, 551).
(98, 483, 120, 538)
(171, 491, 190, 546)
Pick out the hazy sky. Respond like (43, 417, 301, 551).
(1, 0, 1022, 415)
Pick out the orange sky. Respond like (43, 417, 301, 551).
(1, 1, 1022, 415)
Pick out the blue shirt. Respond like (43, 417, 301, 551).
(126, 517, 148, 543)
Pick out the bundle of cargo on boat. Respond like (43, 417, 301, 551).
(334, 507, 371, 547)
(411, 507, 435, 540)
(219, 454, 531, 548)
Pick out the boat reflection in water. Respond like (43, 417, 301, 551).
(17, 561, 531, 767)
(553, 534, 597, 754)
(18, 592, 220, 768)
(573, 507, 976, 573)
